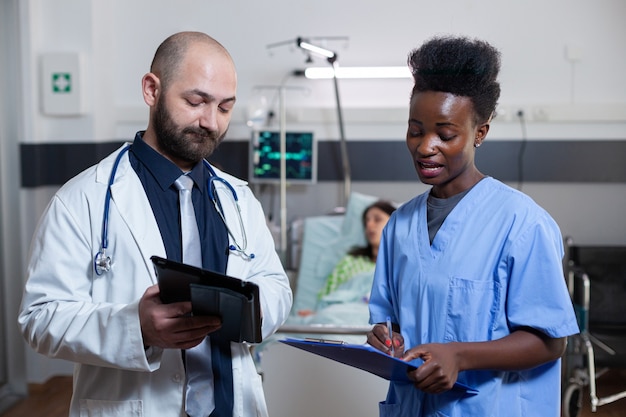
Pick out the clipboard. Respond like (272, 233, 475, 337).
(280, 338, 478, 394)
(151, 255, 262, 343)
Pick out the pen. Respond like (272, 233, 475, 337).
(304, 337, 345, 345)
(386, 316, 394, 356)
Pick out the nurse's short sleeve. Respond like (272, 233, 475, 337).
(506, 214, 579, 338)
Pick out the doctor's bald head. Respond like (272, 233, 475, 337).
(141, 31, 238, 170)
(150, 31, 234, 91)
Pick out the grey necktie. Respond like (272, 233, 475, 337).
(175, 174, 216, 416)
(174, 174, 202, 267)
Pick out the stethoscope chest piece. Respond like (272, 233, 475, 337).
(94, 146, 129, 275)
(94, 250, 112, 275)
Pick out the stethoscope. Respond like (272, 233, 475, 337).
(94, 145, 254, 275)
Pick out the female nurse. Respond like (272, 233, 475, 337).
(367, 36, 579, 417)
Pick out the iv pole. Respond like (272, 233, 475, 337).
(278, 86, 287, 261)
(250, 84, 306, 263)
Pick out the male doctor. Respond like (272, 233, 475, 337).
(18, 31, 292, 417)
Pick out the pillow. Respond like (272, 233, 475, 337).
(291, 192, 379, 313)
(340, 192, 380, 247)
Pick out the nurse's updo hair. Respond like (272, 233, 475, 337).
(407, 36, 501, 125)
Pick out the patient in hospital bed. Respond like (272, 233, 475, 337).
(252, 192, 397, 357)
(253, 192, 397, 364)
(297, 199, 396, 318)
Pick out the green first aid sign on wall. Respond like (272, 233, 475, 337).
(52, 72, 72, 93)
(42, 53, 86, 115)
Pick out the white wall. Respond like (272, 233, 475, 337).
(8, 0, 626, 384)
(20, 0, 626, 142)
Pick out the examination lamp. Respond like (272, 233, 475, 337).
(295, 37, 351, 207)
(297, 37, 337, 61)
(301, 66, 411, 79)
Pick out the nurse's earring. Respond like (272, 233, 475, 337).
(474, 140, 482, 148)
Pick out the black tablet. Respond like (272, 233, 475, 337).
(151, 256, 262, 343)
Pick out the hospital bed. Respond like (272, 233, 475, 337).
(271, 191, 382, 340)
(257, 192, 389, 417)
(561, 237, 626, 417)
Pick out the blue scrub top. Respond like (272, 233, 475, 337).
(369, 177, 579, 417)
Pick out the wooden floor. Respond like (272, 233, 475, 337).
(1, 371, 625, 417)
(0, 376, 72, 417)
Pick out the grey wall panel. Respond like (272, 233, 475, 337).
(476, 141, 626, 182)
(20, 142, 125, 187)
(318, 141, 417, 181)
(20, 139, 626, 188)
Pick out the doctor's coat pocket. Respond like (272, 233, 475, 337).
(444, 276, 499, 342)
(80, 399, 143, 417)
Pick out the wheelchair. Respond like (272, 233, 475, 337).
(561, 237, 626, 417)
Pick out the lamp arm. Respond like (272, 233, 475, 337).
(331, 60, 351, 207)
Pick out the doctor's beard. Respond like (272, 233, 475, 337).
(153, 96, 227, 164)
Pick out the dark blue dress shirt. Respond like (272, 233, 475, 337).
(128, 131, 228, 273)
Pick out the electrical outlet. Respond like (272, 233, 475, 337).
(494, 105, 511, 122)
(565, 45, 583, 62)
(532, 106, 549, 122)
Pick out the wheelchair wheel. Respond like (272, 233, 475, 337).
(562, 382, 583, 417)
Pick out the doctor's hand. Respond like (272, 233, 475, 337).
(139, 284, 222, 349)
(367, 322, 404, 358)
(403, 342, 460, 394)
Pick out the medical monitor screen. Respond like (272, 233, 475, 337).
(250, 131, 316, 184)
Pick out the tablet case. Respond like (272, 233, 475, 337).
(280, 338, 478, 394)
(151, 255, 262, 343)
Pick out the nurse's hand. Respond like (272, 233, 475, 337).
(403, 342, 460, 394)
(367, 323, 404, 358)
(139, 284, 223, 349)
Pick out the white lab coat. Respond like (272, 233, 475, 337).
(18, 144, 293, 417)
